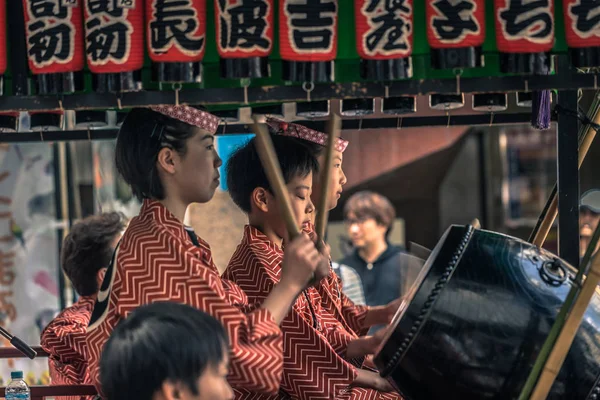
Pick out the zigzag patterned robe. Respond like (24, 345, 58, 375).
(85, 200, 284, 397)
(303, 223, 370, 338)
(40, 296, 95, 400)
(224, 226, 401, 400)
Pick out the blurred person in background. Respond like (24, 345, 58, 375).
(581, 189, 600, 259)
(339, 191, 404, 308)
(41, 212, 125, 399)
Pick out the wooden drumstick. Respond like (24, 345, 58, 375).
(315, 113, 341, 241)
(251, 117, 300, 240)
(529, 94, 600, 247)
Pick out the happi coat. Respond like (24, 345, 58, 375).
(40, 296, 95, 400)
(304, 222, 370, 337)
(223, 225, 401, 400)
(85, 200, 284, 397)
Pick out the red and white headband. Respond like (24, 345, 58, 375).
(150, 105, 220, 134)
(266, 118, 349, 153)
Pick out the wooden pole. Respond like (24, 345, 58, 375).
(250, 117, 300, 240)
(315, 113, 341, 241)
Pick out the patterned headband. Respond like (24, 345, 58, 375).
(266, 118, 349, 153)
(150, 105, 220, 134)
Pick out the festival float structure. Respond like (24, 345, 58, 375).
(0, 1, 600, 399)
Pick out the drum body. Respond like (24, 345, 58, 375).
(374, 225, 600, 400)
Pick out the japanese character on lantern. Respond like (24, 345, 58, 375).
(26, 0, 75, 67)
(568, 0, 600, 38)
(285, 0, 337, 52)
(498, 0, 552, 41)
(85, 0, 133, 64)
(149, 0, 204, 54)
(431, 0, 480, 42)
(217, 0, 270, 51)
(362, 0, 412, 55)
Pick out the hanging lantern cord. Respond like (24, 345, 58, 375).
(302, 81, 314, 102)
(116, 92, 123, 110)
(453, 68, 463, 94)
(173, 83, 182, 106)
(241, 79, 251, 105)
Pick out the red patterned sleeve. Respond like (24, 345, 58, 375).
(115, 238, 284, 395)
(41, 312, 90, 400)
(318, 271, 370, 337)
(278, 306, 358, 398)
(339, 288, 370, 337)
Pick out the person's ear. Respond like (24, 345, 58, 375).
(156, 147, 178, 175)
(96, 268, 107, 288)
(160, 381, 184, 400)
(251, 188, 270, 213)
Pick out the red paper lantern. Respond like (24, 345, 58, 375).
(354, 0, 413, 80)
(426, 0, 485, 69)
(563, 0, 600, 68)
(22, 0, 85, 94)
(83, 0, 144, 92)
(494, 0, 554, 74)
(146, 0, 206, 83)
(216, 0, 274, 79)
(279, 0, 338, 83)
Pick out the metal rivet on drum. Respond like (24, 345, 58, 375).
(590, 394, 597, 400)
(410, 326, 418, 333)
(594, 386, 600, 394)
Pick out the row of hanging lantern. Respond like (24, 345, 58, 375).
(1, 1, 597, 116)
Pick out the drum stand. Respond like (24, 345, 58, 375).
(0, 325, 36, 359)
(520, 91, 600, 399)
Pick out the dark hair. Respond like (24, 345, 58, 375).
(115, 108, 200, 201)
(226, 134, 319, 213)
(100, 302, 228, 400)
(344, 191, 396, 237)
(61, 212, 125, 296)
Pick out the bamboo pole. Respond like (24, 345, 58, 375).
(315, 114, 341, 241)
(250, 117, 300, 240)
(530, 93, 600, 247)
(57, 142, 73, 307)
(529, 240, 600, 400)
(519, 92, 600, 399)
(519, 220, 600, 400)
